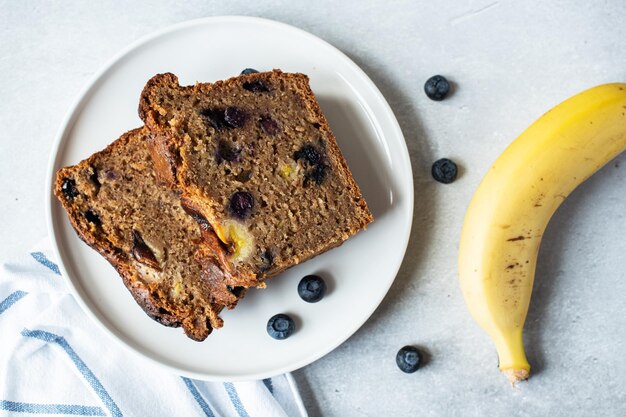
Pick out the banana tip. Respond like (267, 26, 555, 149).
(502, 368, 530, 384)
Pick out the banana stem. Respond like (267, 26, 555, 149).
(502, 369, 530, 384)
(494, 329, 530, 384)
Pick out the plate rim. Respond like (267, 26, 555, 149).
(45, 15, 414, 381)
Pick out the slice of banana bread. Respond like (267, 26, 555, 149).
(54, 128, 263, 341)
(139, 70, 373, 282)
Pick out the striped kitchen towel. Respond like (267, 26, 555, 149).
(0, 240, 307, 417)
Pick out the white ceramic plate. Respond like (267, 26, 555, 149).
(46, 16, 413, 381)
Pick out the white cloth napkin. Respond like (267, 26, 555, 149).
(0, 240, 308, 417)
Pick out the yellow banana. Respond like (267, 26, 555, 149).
(458, 83, 626, 383)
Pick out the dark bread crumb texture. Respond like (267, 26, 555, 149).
(54, 128, 261, 341)
(140, 70, 373, 282)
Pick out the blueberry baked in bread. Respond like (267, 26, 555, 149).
(139, 70, 373, 283)
(54, 128, 263, 341)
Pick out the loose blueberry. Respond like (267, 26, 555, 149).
(224, 107, 247, 128)
(294, 144, 322, 165)
(61, 178, 78, 200)
(431, 158, 458, 184)
(216, 140, 241, 163)
(259, 115, 280, 135)
(424, 75, 450, 101)
(396, 346, 422, 373)
(243, 80, 270, 93)
(298, 275, 326, 303)
(200, 108, 228, 131)
(267, 313, 295, 339)
(229, 191, 255, 219)
(241, 68, 259, 75)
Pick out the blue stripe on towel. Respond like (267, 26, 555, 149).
(181, 377, 215, 417)
(21, 329, 122, 417)
(30, 252, 61, 275)
(262, 378, 274, 395)
(223, 382, 250, 417)
(0, 400, 105, 415)
(0, 290, 28, 315)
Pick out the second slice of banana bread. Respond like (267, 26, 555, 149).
(54, 128, 263, 341)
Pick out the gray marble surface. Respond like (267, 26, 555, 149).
(2, 1, 626, 415)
